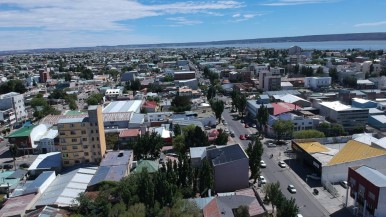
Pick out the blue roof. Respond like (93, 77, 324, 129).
(88, 165, 128, 186)
(28, 152, 62, 170)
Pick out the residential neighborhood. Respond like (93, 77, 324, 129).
(0, 46, 386, 217)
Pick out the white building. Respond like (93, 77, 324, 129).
(103, 100, 143, 114)
(0, 92, 27, 122)
(304, 77, 331, 90)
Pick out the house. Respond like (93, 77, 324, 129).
(10, 171, 56, 198)
(347, 166, 386, 217)
(119, 128, 141, 144)
(142, 101, 158, 113)
(304, 77, 331, 90)
(88, 150, 133, 190)
(206, 144, 249, 192)
(203, 188, 266, 217)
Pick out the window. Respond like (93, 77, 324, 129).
(85, 159, 90, 163)
(70, 124, 74, 127)
(60, 132, 65, 136)
(71, 130, 76, 135)
(74, 153, 79, 157)
(81, 123, 86, 127)
(84, 152, 89, 156)
(91, 130, 94, 133)
(72, 145, 78, 150)
(97, 137, 99, 141)
(63, 160, 69, 164)
(81, 130, 86, 134)
(93, 152, 96, 155)
(82, 138, 87, 141)
(368, 191, 375, 201)
(96, 130, 98, 133)
(62, 146, 67, 150)
(60, 138, 66, 143)
(83, 145, 88, 149)
(75, 160, 80, 164)
(71, 138, 77, 142)
(92, 137, 94, 141)
(93, 145, 95, 148)
(62, 153, 68, 157)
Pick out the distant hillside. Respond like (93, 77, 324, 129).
(2, 32, 386, 55)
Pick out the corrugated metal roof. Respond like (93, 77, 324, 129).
(6, 125, 37, 138)
(28, 152, 62, 171)
(58, 117, 86, 124)
(355, 166, 386, 187)
(34, 167, 97, 207)
(103, 100, 142, 113)
(133, 160, 159, 174)
(100, 150, 132, 166)
(297, 142, 330, 153)
(327, 140, 386, 166)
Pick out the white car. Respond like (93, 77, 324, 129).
(278, 161, 286, 168)
(288, 184, 297, 194)
(267, 142, 277, 147)
(259, 175, 267, 184)
(260, 160, 267, 168)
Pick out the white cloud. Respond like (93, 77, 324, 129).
(355, 20, 386, 27)
(262, 0, 335, 6)
(0, 0, 243, 50)
(232, 12, 268, 22)
(233, 13, 241, 17)
(166, 17, 202, 26)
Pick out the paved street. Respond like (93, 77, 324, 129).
(221, 107, 335, 217)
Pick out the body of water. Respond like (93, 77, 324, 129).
(167, 40, 386, 50)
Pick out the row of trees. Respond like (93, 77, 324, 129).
(0, 80, 27, 94)
(231, 90, 247, 117)
(263, 182, 299, 217)
(173, 125, 209, 154)
(246, 138, 264, 183)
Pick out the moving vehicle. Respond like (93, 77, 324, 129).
(287, 184, 297, 193)
(260, 160, 266, 168)
(278, 161, 286, 168)
(259, 175, 267, 184)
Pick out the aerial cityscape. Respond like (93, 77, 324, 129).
(1, 0, 386, 217)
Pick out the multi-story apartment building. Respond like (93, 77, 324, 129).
(258, 70, 281, 91)
(58, 105, 106, 166)
(0, 92, 27, 122)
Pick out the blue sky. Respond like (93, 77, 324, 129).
(0, 0, 386, 51)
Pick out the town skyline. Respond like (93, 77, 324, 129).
(1, 0, 386, 51)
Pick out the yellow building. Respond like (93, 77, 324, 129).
(58, 105, 106, 166)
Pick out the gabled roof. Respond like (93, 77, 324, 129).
(327, 140, 386, 166)
(133, 160, 159, 174)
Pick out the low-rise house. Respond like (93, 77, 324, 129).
(142, 101, 158, 113)
(88, 150, 133, 190)
(0, 193, 38, 217)
(119, 129, 141, 144)
(206, 144, 249, 193)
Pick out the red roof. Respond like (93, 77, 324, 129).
(271, 102, 301, 116)
(119, 129, 141, 138)
(203, 197, 221, 217)
(142, 101, 158, 109)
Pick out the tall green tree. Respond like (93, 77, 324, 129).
(273, 120, 294, 142)
(293, 129, 325, 139)
(86, 93, 103, 105)
(171, 96, 192, 112)
(214, 130, 228, 145)
(173, 124, 181, 136)
(207, 86, 216, 101)
(257, 104, 269, 134)
(199, 159, 214, 196)
(247, 139, 264, 183)
(277, 197, 299, 217)
(130, 79, 142, 91)
(236, 94, 247, 117)
(133, 132, 164, 159)
(263, 182, 283, 213)
(211, 99, 224, 122)
(329, 68, 339, 83)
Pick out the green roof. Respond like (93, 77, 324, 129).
(133, 160, 160, 174)
(64, 110, 87, 115)
(6, 125, 36, 138)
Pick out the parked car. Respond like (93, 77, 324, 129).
(259, 175, 267, 184)
(252, 124, 257, 128)
(267, 142, 277, 147)
(19, 163, 30, 169)
(239, 134, 245, 140)
(244, 124, 249, 128)
(230, 131, 235, 137)
(260, 160, 266, 168)
(278, 161, 286, 168)
(3, 164, 13, 170)
(287, 184, 297, 193)
(340, 180, 348, 189)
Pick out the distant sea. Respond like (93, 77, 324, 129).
(166, 40, 386, 50)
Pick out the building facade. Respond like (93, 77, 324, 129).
(0, 92, 27, 122)
(304, 77, 331, 90)
(58, 105, 106, 166)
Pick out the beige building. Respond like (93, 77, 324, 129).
(58, 105, 106, 166)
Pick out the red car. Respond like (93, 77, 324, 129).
(244, 124, 249, 128)
(239, 134, 245, 140)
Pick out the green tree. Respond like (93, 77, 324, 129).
(163, 74, 174, 82)
(126, 203, 146, 217)
(172, 135, 186, 155)
(293, 129, 325, 139)
(273, 120, 294, 142)
(329, 68, 339, 84)
(257, 104, 269, 134)
(171, 96, 192, 112)
(214, 130, 228, 145)
(9, 144, 18, 170)
(86, 93, 103, 105)
(64, 73, 72, 82)
(199, 159, 214, 196)
(342, 76, 357, 88)
(130, 79, 141, 91)
(234, 205, 250, 217)
(173, 124, 181, 136)
(316, 67, 324, 75)
(207, 86, 216, 101)
(109, 202, 127, 217)
(133, 131, 164, 159)
(210, 99, 224, 123)
(184, 126, 209, 148)
(248, 139, 264, 183)
(263, 182, 283, 213)
(236, 94, 247, 117)
(277, 198, 299, 217)
(79, 68, 94, 80)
